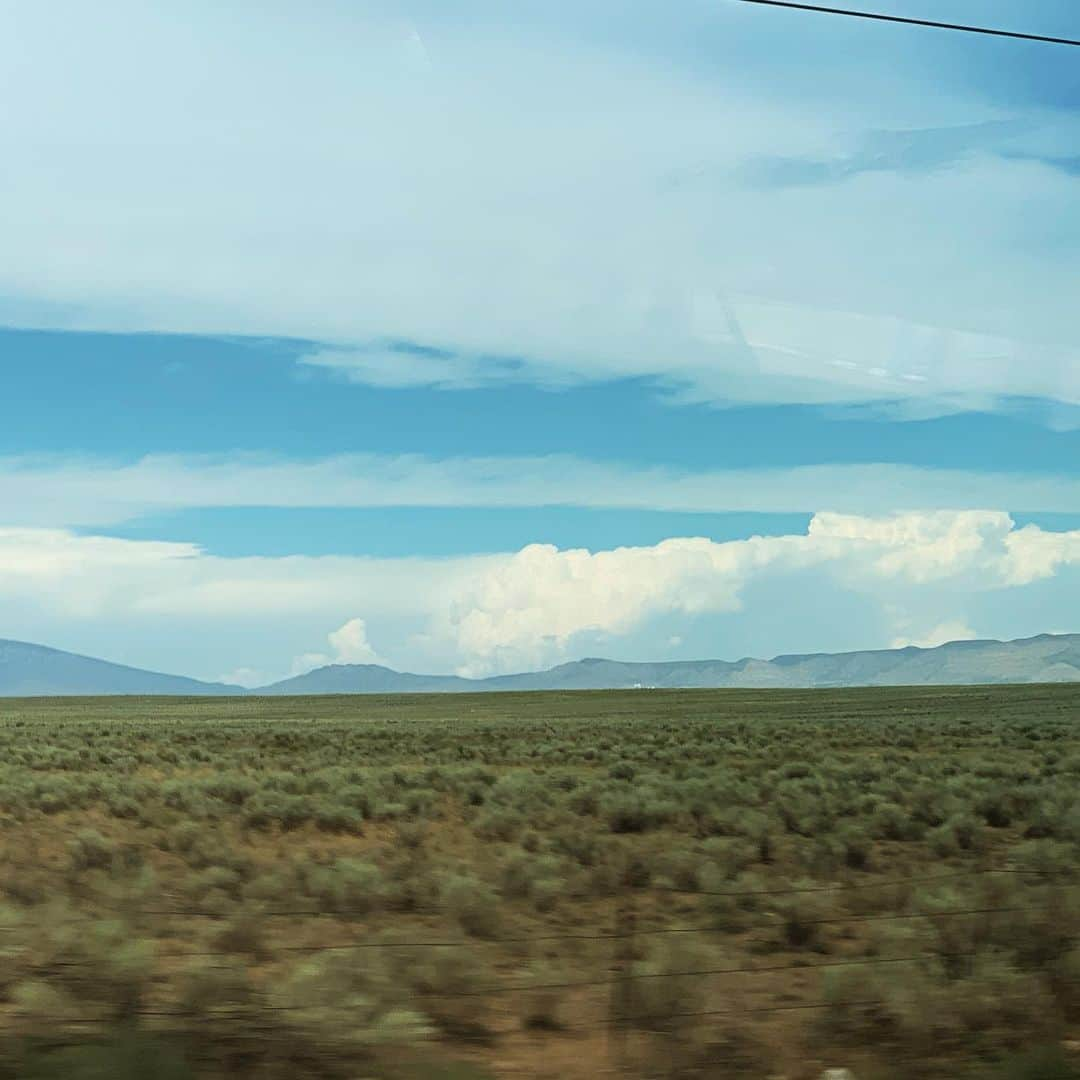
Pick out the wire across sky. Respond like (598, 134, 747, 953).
(735, 0, 1080, 48)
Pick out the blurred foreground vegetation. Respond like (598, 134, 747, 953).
(0, 684, 1078, 1078)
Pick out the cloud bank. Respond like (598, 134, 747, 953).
(1, 3, 1077, 410)
(1, 511, 1077, 682)
(2, 454, 1080, 528)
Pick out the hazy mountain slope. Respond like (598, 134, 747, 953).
(260, 664, 474, 695)
(0, 640, 241, 697)
(3, 633, 1077, 698)
(259, 633, 1080, 694)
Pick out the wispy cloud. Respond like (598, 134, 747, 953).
(2, 453, 1080, 528)
(736, 119, 1031, 188)
(0, 4, 1077, 410)
(301, 346, 555, 390)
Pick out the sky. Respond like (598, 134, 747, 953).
(1, 0, 1079, 686)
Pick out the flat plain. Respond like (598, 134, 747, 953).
(1, 685, 1079, 1079)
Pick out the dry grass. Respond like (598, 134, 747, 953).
(0, 684, 1077, 1078)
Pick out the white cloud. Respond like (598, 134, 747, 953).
(290, 618, 383, 676)
(329, 618, 382, 665)
(809, 510, 1015, 584)
(290, 653, 333, 678)
(0, 4, 1077, 409)
(3, 454, 1080, 528)
(439, 511, 1066, 675)
(444, 534, 808, 676)
(301, 349, 559, 391)
(217, 666, 267, 689)
(891, 621, 978, 650)
(1004, 524, 1080, 586)
(2, 510, 1075, 681)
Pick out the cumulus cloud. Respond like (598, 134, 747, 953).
(438, 511, 1073, 675)
(3, 510, 1071, 680)
(217, 666, 267, 689)
(293, 618, 385, 675)
(808, 510, 1017, 584)
(0, 509, 1075, 678)
(443, 534, 810, 676)
(891, 621, 978, 650)
(1004, 524, 1080, 585)
(329, 618, 382, 664)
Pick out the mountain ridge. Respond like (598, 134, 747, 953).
(261, 632, 1080, 695)
(0, 639, 243, 697)
(1, 633, 1078, 698)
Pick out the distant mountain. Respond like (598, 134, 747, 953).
(3, 633, 1078, 699)
(0, 640, 242, 697)
(264, 663, 475, 696)
(260, 633, 1080, 695)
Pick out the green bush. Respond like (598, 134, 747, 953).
(242, 791, 311, 830)
(836, 822, 873, 869)
(602, 793, 676, 834)
(773, 884, 833, 950)
(622, 937, 713, 1032)
(872, 801, 922, 841)
(268, 952, 431, 1055)
(1008, 839, 1075, 879)
(519, 960, 569, 1031)
(306, 858, 386, 914)
(440, 873, 500, 938)
(16, 916, 155, 1021)
(176, 957, 258, 1018)
(210, 907, 268, 959)
(311, 800, 365, 833)
(391, 944, 495, 1039)
(704, 872, 765, 932)
(472, 805, 524, 842)
(823, 952, 1059, 1053)
(67, 829, 116, 872)
(699, 837, 756, 880)
(499, 851, 564, 910)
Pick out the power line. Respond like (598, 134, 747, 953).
(14, 904, 1061, 978)
(0, 949, 986, 1013)
(734, 0, 1080, 48)
(625, 995, 883, 1026)
(0, 901, 1054, 954)
(8, 930, 1074, 1059)
(651, 867, 1054, 899)
(428, 947, 985, 999)
(0, 871, 1063, 961)
(8, 996, 887, 1031)
(772, 903, 1043, 928)
(0, 865, 1055, 926)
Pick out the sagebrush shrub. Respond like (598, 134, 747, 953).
(440, 873, 500, 938)
(774, 884, 833, 951)
(66, 829, 116, 872)
(306, 857, 386, 914)
(623, 937, 713, 1032)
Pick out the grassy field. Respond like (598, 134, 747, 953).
(1, 685, 1079, 1079)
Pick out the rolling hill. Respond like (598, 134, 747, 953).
(0, 640, 242, 697)
(260, 633, 1080, 694)
(2, 633, 1078, 697)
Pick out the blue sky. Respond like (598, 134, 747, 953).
(1, 1, 1078, 684)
